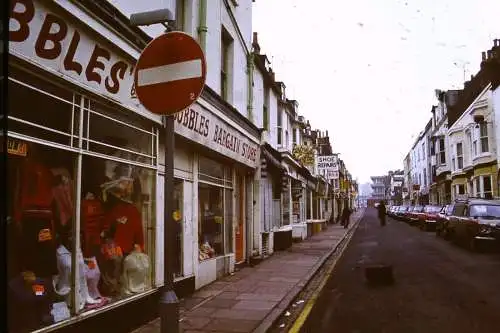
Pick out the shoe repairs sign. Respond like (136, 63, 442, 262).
(174, 103, 259, 169)
(316, 155, 339, 180)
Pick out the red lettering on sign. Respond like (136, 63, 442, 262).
(105, 61, 128, 94)
(86, 45, 110, 84)
(63, 30, 83, 75)
(10, 0, 35, 42)
(35, 13, 68, 60)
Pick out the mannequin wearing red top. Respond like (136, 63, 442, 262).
(101, 194, 144, 255)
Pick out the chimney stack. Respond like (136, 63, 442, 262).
(487, 49, 493, 59)
(252, 32, 260, 54)
(268, 68, 275, 82)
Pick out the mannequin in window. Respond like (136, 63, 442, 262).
(100, 178, 144, 256)
(99, 178, 144, 296)
(52, 222, 100, 311)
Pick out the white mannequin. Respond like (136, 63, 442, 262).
(53, 245, 100, 310)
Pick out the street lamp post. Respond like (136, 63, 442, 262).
(130, 9, 179, 333)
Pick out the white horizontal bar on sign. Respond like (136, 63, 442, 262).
(137, 59, 203, 87)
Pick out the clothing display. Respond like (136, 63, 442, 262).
(99, 238, 124, 296)
(51, 168, 74, 227)
(81, 197, 105, 257)
(7, 142, 152, 332)
(84, 257, 102, 300)
(18, 211, 58, 277)
(50, 302, 71, 323)
(14, 160, 55, 224)
(8, 273, 55, 330)
(101, 201, 144, 254)
(121, 247, 151, 296)
(53, 245, 100, 311)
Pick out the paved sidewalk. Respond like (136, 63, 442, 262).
(133, 209, 365, 333)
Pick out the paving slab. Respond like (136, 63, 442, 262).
(131, 209, 365, 333)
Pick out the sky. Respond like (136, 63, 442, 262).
(252, 0, 500, 183)
(106, 0, 500, 184)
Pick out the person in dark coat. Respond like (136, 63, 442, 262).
(377, 201, 387, 226)
(341, 206, 352, 229)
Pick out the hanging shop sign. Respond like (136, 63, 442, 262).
(174, 103, 259, 168)
(9, 0, 162, 123)
(316, 155, 339, 180)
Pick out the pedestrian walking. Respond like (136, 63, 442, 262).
(341, 206, 352, 229)
(377, 200, 386, 227)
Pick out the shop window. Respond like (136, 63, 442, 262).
(7, 143, 76, 332)
(7, 68, 159, 331)
(8, 73, 76, 147)
(306, 190, 312, 219)
(79, 154, 155, 314)
(199, 184, 224, 259)
(198, 156, 233, 260)
(86, 100, 156, 165)
(173, 180, 184, 277)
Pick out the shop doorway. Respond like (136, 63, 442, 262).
(235, 175, 245, 263)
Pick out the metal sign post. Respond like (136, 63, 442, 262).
(130, 11, 207, 331)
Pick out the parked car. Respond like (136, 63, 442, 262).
(447, 198, 500, 251)
(394, 206, 409, 220)
(436, 204, 454, 239)
(407, 205, 425, 225)
(389, 206, 400, 217)
(418, 205, 445, 231)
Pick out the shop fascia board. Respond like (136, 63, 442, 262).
(54, 0, 146, 59)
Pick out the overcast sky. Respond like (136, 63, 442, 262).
(108, 0, 500, 184)
(253, 0, 500, 183)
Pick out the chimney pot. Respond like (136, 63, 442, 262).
(482, 51, 487, 61)
(487, 50, 493, 59)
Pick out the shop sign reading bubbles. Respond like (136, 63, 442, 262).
(134, 32, 207, 115)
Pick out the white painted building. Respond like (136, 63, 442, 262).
(7, 0, 260, 332)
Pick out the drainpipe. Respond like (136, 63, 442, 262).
(247, 53, 254, 121)
(198, 0, 208, 51)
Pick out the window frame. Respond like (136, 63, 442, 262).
(7, 67, 160, 329)
(479, 122, 489, 153)
(456, 142, 463, 169)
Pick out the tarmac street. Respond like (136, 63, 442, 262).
(301, 208, 500, 333)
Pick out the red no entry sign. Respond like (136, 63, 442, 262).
(134, 31, 207, 115)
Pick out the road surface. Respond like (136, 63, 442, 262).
(302, 208, 500, 333)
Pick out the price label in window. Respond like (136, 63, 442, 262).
(7, 138, 28, 157)
(32, 284, 45, 296)
(173, 210, 182, 222)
